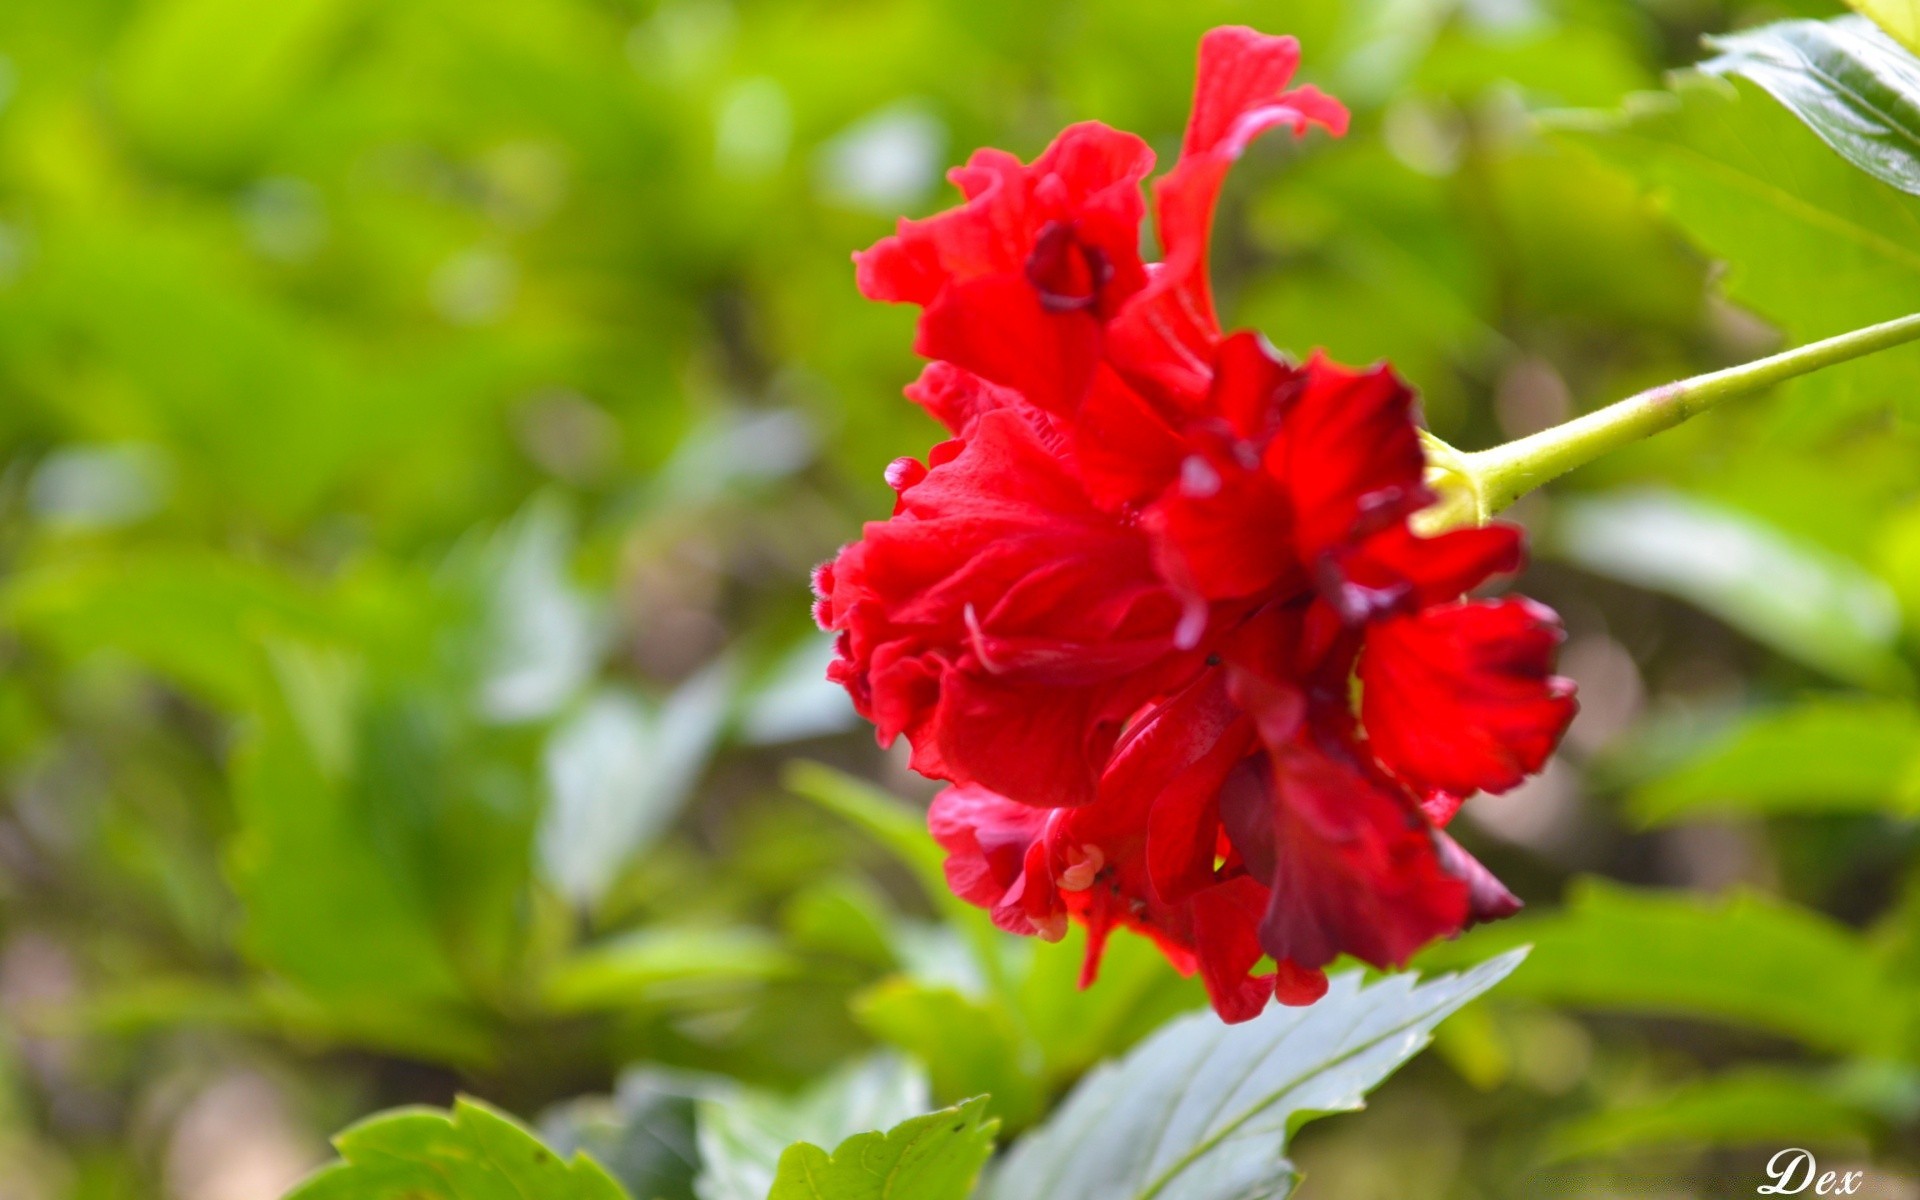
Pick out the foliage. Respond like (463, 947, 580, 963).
(286, 1097, 628, 1200)
(3, 0, 1920, 1198)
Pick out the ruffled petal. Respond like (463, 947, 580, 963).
(919, 274, 1104, 416)
(928, 785, 1066, 938)
(855, 125, 1152, 304)
(1266, 354, 1428, 569)
(903, 361, 1030, 437)
(1223, 738, 1470, 972)
(1359, 597, 1577, 798)
(1145, 444, 1296, 613)
(1329, 521, 1524, 618)
(1106, 30, 1349, 405)
(1187, 876, 1279, 1023)
(1067, 366, 1187, 509)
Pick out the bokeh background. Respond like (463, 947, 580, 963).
(2, 0, 1919, 1196)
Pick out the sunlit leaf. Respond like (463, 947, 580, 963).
(854, 980, 1042, 1126)
(1556, 74, 1920, 427)
(539, 667, 733, 910)
(1849, 0, 1920, 58)
(543, 927, 792, 1014)
(695, 1056, 930, 1200)
(288, 1096, 629, 1200)
(985, 951, 1527, 1200)
(1703, 16, 1920, 196)
(479, 498, 605, 725)
(766, 1095, 997, 1200)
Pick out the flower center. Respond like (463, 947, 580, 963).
(1026, 220, 1113, 314)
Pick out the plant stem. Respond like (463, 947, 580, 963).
(1448, 311, 1920, 523)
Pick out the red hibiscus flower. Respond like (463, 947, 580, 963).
(815, 26, 1577, 1023)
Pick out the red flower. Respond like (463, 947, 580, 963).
(817, 27, 1576, 1023)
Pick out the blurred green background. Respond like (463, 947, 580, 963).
(3, 0, 1920, 1195)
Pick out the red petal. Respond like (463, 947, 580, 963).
(903, 361, 1030, 437)
(928, 785, 1065, 937)
(1273, 959, 1329, 1006)
(1229, 737, 1470, 971)
(1145, 444, 1297, 608)
(1266, 355, 1428, 568)
(1209, 330, 1300, 442)
(1334, 521, 1525, 615)
(1433, 831, 1524, 925)
(919, 274, 1103, 416)
(1106, 32, 1348, 406)
(856, 123, 1152, 306)
(929, 662, 1124, 809)
(1360, 597, 1577, 798)
(1188, 876, 1279, 1024)
(1067, 366, 1187, 509)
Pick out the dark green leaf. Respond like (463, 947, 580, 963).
(1547, 1068, 1876, 1161)
(1549, 490, 1907, 689)
(1426, 880, 1910, 1058)
(1631, 697, 1920, 824)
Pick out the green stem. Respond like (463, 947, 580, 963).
(1430, 311, 1920, 528)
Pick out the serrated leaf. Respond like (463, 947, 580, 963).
(1631, 697, 1920, 824)
(985, 951, 1526, 1200)
(767, 1095, 997, 1200)
(1703, 16, 1920, 195)
(287, 1096, 629, 1199)
(695, 1056, 931, 1200)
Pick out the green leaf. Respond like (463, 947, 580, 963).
(229, 674, 468, 1010)
(287, 1096, 629, 1200)
(1547, 1068, 1876, 1161)
(112, 0, 366, 177)
(1704, 16, 1920, 197)
(2, 550, 337, 710)
(695, 1056, 931, 1200)
(854, 980, 1042, 1126)
(542, 927, 793, 1014)
(1849, 0, 1920, 58)
(1426, 880, 1910, 1058)
(783, 763, 946, 896)
(1556, 73, 1920, 428)
(538, 671, 732, 911)
(1549, 490, 1907, 689)
(785, 761, 1019, 1004)
(541, 1071, 709, 1200)
(984, 951, 1527, 1200)
(1631, 697, 1920, 824)
(766, 1096, 997, 1200)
